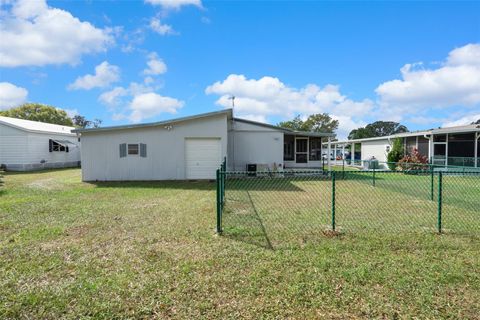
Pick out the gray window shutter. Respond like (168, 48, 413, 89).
(119, 143, 127, 158)
(140, 143, 147, 158)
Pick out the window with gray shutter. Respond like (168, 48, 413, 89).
(140, 143, 147, 158)
(119, 143, 127, 158)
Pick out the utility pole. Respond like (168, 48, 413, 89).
(228, 95, 235, 107)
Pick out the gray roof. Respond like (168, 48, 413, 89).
(73, 109, 335, 137)
(73, 109, 233, 133)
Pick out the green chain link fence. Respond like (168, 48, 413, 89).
(216, 166, 479, 248)
(0, 170, 4, 191)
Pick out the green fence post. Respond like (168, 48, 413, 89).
(331, 171, 336, 231)
(437, 171, 443, 234)
(220, 170, 224, 208)
(430, 164, 434, 201)
(372, 165, 376, 187)
(222, 169, 226, 207)
(216, 169, 222, 234)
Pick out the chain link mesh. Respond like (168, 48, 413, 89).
(218, 170, 479, 249)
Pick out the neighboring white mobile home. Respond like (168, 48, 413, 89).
(0, 116, 80, 171)
(75, 109, 334, 181)
(329, 124, 480, 168)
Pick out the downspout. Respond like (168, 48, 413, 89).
(424, 134, 432, 163)
(327, 137, 332, 171)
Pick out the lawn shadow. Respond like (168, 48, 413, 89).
(222, 190, 275, 250)
(225, 175, 330, 192)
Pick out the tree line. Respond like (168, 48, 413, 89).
(0, 103, 102, 129)
(277, 113, 410, 140)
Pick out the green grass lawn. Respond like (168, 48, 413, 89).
(223, 170, 479, 247)
(1, 169, 480, 319)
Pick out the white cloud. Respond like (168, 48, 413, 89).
(442, 114, 480, 127)
(99, 82, 183, 122)
(238, 114, 267, 123)
(98, 86, 129, 107)
(376, 43, 480, 112)
(68, 61, 120, 90)
(0, 0, 114, 67)
(145, 0, 202, 10)
(128, 92, 183, 122)
(143, 53, 167, 76)
(150, 18, 175, 35)
(205, 74, 373, 139)
(331, 115, 367, 141)
(144, 76, 155, 84)
(0, 82, 28, 109)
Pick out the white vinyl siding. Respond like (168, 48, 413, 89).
(228, 120, 284, 171)
(80, 113, 228, 181)
(185, 138, 222, 179)
(361, 139, 390, 163)
(0, 122, 80, 171)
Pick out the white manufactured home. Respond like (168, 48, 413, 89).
(75, 109, 334, 181)
(0, 116, 80, 171)
(329, 124, 480, 169)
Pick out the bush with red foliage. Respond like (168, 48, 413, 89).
(397, 148, 429, 171)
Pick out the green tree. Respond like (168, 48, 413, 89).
(277, 115, 304, 131)
(278, 113, 339, 134)
(72, 115, 102, 128)
(387, 138, 404, 170)
(348, 121, 408, 140)
(0, 103, 74, 126)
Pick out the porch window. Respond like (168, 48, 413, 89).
(434, 134, 446, 142)
(406, 137, 416, 155)
(309, 137, 322, 161)
(284, 135, 294, 161)
(417, 136, 429, 157)
(448, 133, 475, 166)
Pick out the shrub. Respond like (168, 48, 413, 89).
(387, 138, 403, 170)
(397, 148, 429, 172)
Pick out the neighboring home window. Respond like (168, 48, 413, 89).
(128, 144, 139, 155)
(284, 135, 294, 161)
(309, 137, 322, 161)
(49, 139, 69, 152)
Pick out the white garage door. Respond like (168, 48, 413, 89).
(185, 138, 222, 179)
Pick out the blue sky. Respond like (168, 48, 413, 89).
(0, 0, 479, 138)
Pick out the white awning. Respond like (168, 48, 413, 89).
(51, 139, 77, 147)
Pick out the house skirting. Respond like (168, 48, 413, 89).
(1, 161, 81, 172)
